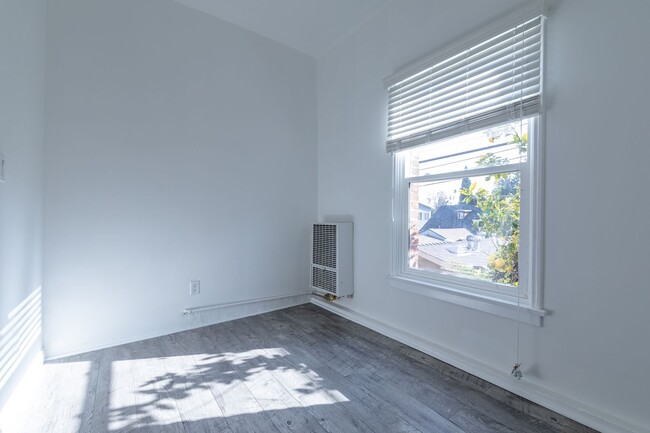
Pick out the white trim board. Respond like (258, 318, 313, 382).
(182, 292, 310, 315)
(311, 297, 648, 433)
(389, 275, 545, 326)
(44, 292, 311, 361)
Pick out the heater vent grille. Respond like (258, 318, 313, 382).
(312, 224, 337, 269)
(312, 267, 337, 294)
(310, 222, 353, 297)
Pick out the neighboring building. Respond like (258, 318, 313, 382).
(419, 203, 481, 235)
(417, 203, 433, 229)
(416, 231, 496, 274)
(425, 228, 474, 243)
(415, 177, 487, 275)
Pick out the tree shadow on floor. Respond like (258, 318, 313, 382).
(46, 308, 359, 433)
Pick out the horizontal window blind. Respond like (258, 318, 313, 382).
(386, 15, 545, 153)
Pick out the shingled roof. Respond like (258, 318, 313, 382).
(418, 204, 481, 234)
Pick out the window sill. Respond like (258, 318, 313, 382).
(388, 275, 546, 326)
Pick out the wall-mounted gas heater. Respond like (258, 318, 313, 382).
(311, 223, 353, 298)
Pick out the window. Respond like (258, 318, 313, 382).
(386, 12, 546, 321)
(397, 119, 533, 301)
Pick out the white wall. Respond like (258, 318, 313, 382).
(317, 0, 650, 431)
(43, 0, 317, 358)
(0, 0, 46, 409)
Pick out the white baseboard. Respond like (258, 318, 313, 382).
(311, 297, 647, 433)
(44, 292, 311, 361)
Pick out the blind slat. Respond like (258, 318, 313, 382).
(391, 19, 541, 95)
(390, 82, 540, 138)
(388, 61, 541, 124)
(386, 15, 545, 153)
(388, 43, 541, 111)
(386, 95, 541, 152)
(389, 32, 541, 106)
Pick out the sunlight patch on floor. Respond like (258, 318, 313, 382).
(0, 352, 92, 433)
(0, 351, 44, 432)
(106, 346, 350, 426)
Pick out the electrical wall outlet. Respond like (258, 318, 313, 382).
(189, 280, 200, 295)
(0, 153, 5, 182)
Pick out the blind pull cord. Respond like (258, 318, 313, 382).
(511, 22, 526, 382)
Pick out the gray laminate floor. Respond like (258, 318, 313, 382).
(1, 304, 595, 433)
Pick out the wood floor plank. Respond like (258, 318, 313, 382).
(215, 319, 370, 433)
(105, 344, 139, 432)
(129, 337, 186, 433)
(286, 306, 557, 433)
(244, 314, 424, 433)
(215, 320, 330, 433)
(24, 353, 97, 433)
(270, 306, 558, 433)
(185, 323, 282, 433)
(75, 351, 101, 433)
(277, 308, 468, 418)
(164, 333, 235, 433)
(299, 304, 591, 433)
(89, 349, 113, 433)
(55, 353, 101, 433)
(296, 306, 566, 433)
(258, 311, 465, 433)
(3, 304, 594, 433)
(450, 407, 520, 433)
(289, 305, 562, 433)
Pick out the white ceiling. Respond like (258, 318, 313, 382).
(171, 0, 392, 58)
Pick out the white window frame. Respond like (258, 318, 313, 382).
(387, 6, 547, 326)
(391, 118, 545, 325)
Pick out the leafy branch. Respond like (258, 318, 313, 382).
(459, 126, 527, 286)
